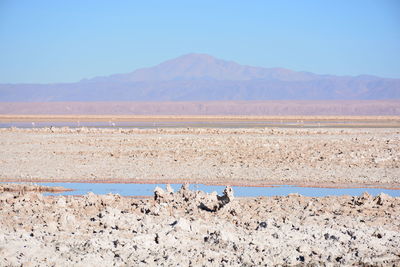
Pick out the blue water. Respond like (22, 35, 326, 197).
(1, 121, 295, 129)
(1, 120, 394, 129)
(33, 182, 400, 197)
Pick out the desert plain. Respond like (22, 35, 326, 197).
(0, 115, 400, 266)
(0, 116, 399, 186)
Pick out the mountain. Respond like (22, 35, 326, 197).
(85, 53, 318, 83)
(1, 53, 399, 101)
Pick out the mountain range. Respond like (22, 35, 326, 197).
(1, 53, 399, 101)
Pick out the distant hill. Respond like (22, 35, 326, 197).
(0, 53, 399, 101)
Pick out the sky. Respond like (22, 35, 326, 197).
(0, 0, 399, 83)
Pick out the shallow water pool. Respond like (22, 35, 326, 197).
(33, 182, 400, 197)
(1, 120, 397, 129)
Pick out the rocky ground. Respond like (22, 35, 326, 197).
(0, 127, 399, 185)
(0, 185, 399, 266)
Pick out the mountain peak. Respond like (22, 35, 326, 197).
(156, 53, 226, 71)
(100, 53, 316, 82)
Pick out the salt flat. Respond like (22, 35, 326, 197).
(0, 125, 399, 265)
(0, 126, 398, 186)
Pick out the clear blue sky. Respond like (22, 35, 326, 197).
(0, 0, 399, 83)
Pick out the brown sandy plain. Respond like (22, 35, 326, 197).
(1, 100, 399, 116)
(1, 114, 400, 123)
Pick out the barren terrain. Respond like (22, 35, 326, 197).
(1, 100, 400, 116)
(0, 185, 399, 266)
(0, 126, 399, 186)
(1, 122, 400, 266)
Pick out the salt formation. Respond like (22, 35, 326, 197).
(0, 184, 399, 266)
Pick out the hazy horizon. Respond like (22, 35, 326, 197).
(2, 53, 399, 85)
(2, 53, 399, 102)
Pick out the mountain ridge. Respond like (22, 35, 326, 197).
(1, 53, 399, 101)
(84, 53, 322, 83)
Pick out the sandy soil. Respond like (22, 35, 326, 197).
(0, 127, 399, 186)
(0, 185, 399, 266)
(0, 183, 71, 193)
(1, 100, 400, 116)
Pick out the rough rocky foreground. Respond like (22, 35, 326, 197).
(0, 127, 399, 185)
(0, 185, 399, 266)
